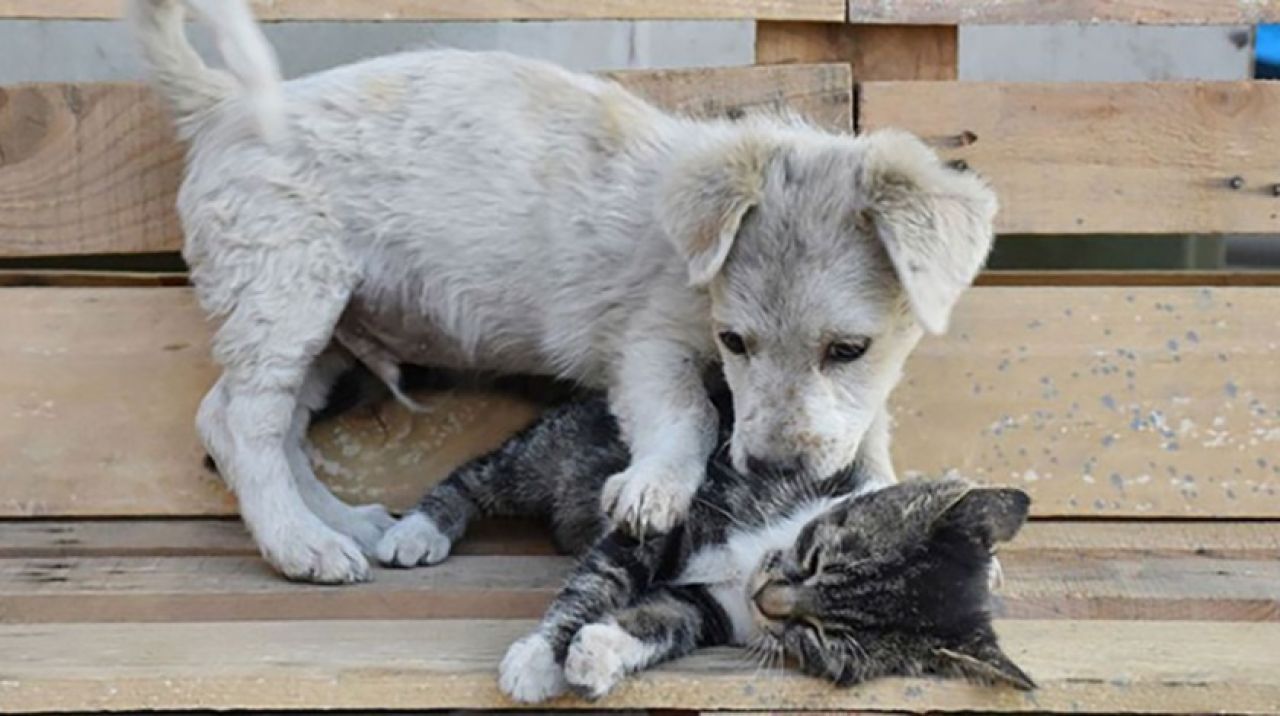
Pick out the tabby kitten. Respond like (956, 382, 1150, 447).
(378, 396, 1034, 702)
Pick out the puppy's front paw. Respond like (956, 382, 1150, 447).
(564, 622, 637, 700)
(263, 517, 371, 584)
(601, 463, 699, 537)
(499, 633, 566, 704)
(376, 512, 452, 567)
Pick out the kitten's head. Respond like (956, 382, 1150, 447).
(748, 480, 1034, 690)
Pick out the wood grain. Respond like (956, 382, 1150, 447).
(4, 286, 1279, 518)
(2, 552, 1275, 623)
(0, 0, 846, 21)
(860, 81, 1280, 235)
(757, 22, 957, 81)
(0, 287, 540, 517)
(0, 66, 850, 257)
(2, 619, 1278, 712)
(847, 0, 1280, 25)
(5, 519, 1275, 560)
(0, 84, 184, 257)
(0, 518, 553, 558)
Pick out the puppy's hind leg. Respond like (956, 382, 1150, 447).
(200, 271, 369, 584)
(288, 347, 394, 555)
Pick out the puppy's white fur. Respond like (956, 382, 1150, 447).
(131, 0, 997, 583)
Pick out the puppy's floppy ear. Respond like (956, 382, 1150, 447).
(660, 135, 774, 286)
(859, 129, 998, 334)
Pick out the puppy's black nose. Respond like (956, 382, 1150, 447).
(747, 454, 804, 477)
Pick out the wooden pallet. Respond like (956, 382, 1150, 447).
(2, 1, 1279, 713)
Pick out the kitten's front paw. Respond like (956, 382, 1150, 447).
(564, 622, 636, 700)
(375, 512, 452, 567)
(601, 463, 699, 537)
(499, 633, 566, 704)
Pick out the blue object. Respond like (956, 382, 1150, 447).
(1257, 25, 1280, 66)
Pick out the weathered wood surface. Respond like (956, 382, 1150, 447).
(847, 0, 1280, 25)
(0, 66, 850, 258)
(0, 518, 553, 558)
(2, 619, 1277, 713)
(860, 81, 1280, 235)
(4, 286, 1278, 517)
(5, 519, 1276, 560)
(0, 0, 846, 21)
(0, 287, 540, 517)
(2, 551, 1276, 623)
(756, 22, 957, 81)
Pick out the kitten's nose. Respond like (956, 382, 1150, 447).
(754, 584, 800, 619)
(746, 454, 805, 477)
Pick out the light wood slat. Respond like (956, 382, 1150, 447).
(2, 619, 1278, 713)
(0, 65, 850, 258)
(4, 286, 1279, 518)
(859, 81, 1280, 235)
(5, 519, 1277, 560)
(0, 518, 553, 558)
(0, 287, 541, 517)
(893, 286, 1280, 517)
(2, 553, 1277, 624)
(756, 22, 958, 81)
(847, 0, 1280, 25)
(0, 0, 846, 21)
(0, 556, 566, 623)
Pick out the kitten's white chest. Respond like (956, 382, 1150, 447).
(674, 497, 840, 644)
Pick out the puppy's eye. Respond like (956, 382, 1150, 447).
(825, 338, 870, 364)
(718, 331, 748, 356)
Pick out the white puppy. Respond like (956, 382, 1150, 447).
(130, 0, 997, 583)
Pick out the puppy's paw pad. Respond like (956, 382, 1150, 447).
(499, 633, 566, 704)
(376, 512, 452, 567)
(603, 465, 699, 536)
(564, 623, 633, 700)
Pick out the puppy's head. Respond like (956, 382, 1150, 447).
(661, 127, 997, 479)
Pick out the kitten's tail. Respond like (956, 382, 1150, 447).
(128, 0, 284, 139)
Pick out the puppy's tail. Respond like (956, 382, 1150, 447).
(128, 0, 284, 140)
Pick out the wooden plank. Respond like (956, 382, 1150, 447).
(3, 552, 1277, 624)
(892, 286, 1280, 517)
(978, 271, 1280, 287)
(859, 81, 1280, 235)
(5, 519, 1277, 560)
(0, 66, 850, 258)
(0, 0, 846, 21)
(605, 64, 851, 131)
(757, 22, 957, 81)
(847, 0, 1280, 25)
(2, 619, 1278, 712)
(0, 287, 541, 517)
(0, 83, 184, 258)
(8, 269, 1280, 289)
(0, 555, 567, 623)
(4, 285, 1280, 518)
(0, 518, 553, 558)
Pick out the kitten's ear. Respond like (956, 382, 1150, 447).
(933, 643, 1036, 691)
(659, 135, 775, 286)
(937, 487, 1031, 546)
